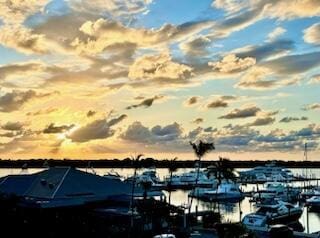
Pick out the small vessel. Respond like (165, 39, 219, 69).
(104, 170, 122, 181)
(242, 200, 303, 229)
(306, 191, 320, 210)
(239, 162, 295, 182)
(189, 181, 243, 202)
(253, 182, 300, 203)
(126, 168, 165, 190)
(165, 169, 216, 189)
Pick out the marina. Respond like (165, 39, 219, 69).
(2, 164, 320, 237)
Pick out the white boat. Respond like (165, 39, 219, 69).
(165, 170, 216, 188)
(239, 162, 295, 182)
(126, 168, 165, 189)
(242, 200, 303, 229)
(253, 182, 300, 203)
(104, 170, 122, 181)
(189, 181, 243, 201)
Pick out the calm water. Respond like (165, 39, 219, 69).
(1, 167, 320, 233)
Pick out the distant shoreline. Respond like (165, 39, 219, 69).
(0, 158, 319, 168)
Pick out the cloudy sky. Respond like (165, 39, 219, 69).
(0, 0, 320, 160)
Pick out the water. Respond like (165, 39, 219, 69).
(1, 167, 320, 233)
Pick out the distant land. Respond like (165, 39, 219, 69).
(0, 158, 320, 168)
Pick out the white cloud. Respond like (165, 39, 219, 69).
(304, 22, 320, 45)
(267, 27, 286, 41)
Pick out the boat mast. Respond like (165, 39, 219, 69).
(304, 142, 308, 181)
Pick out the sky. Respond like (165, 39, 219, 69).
(0, 0, 319, 160)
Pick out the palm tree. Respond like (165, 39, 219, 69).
(208, 157, 236, 186)
(189, 140, 215, 213)
(167, 157, 178, 206)
(130, 154, 143, 230)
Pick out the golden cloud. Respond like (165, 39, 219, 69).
(128, 53, 193, 81)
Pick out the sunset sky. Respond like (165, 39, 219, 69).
(0, 0, 319, 160)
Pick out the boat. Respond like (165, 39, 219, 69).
(306, 191, 320, 210)
(104, 169, 122, 181)
(242, 200, 303, 229)
(126, 168, 166, 190)
(165, 169, 217, 189)
(239, 162, 295, 182)
(253, 182, 300, 203)
(189, 181, 243, 202)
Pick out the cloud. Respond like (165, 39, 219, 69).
(0, 89, 54, 112)
(245, 116, 275, 126)
(86, 110, 96, 117)
(213, 0, 320, 25)
(68, 114, 127, 142)
(262, 51, 320, 75)
(309, 74, 320, 84)
(235, 39, 294, 62)
(128, 53, 193, 82)
(267, 27, 287, 42)
(0, 0, 49, 24)
(184, 96, 201, 107)
(0, 131, 21, 138)
(219, 105, 261, 119)
(43, 123, 75, 134)
(280, 116, 308, 123)
(26, 107, 58, 116)
(0, 62, 44, 79)
(304, 23, 320, 45)
(207, 99, 228, 109)
(180, 36, 212, 56)
(302, 103, 320, 111)
(69, 0, 152, 19)
(0, 26, 53, 55)
(72, 18, 213, 54)
(191, 118, 204, 124)
(121, 121, 183, 144)
(235, 66, 300, 90)
(208, 54, 256, 73)
(126, 95, 164, 110)
(1, 121, 25, 131)
(204, 127, 217, 133)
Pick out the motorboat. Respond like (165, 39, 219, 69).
(306, 190, 320, 210)
(104, 170, 122, 181)
(239, 162, 295, 182)
(165, 169, 216, 189)
(242, 200, 303, 229)
(126, 168, 165, 190)
(253, 182, 300, 203)
(189, 181, 243, 202)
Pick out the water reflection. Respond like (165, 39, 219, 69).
(1, 167, 320, 233)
